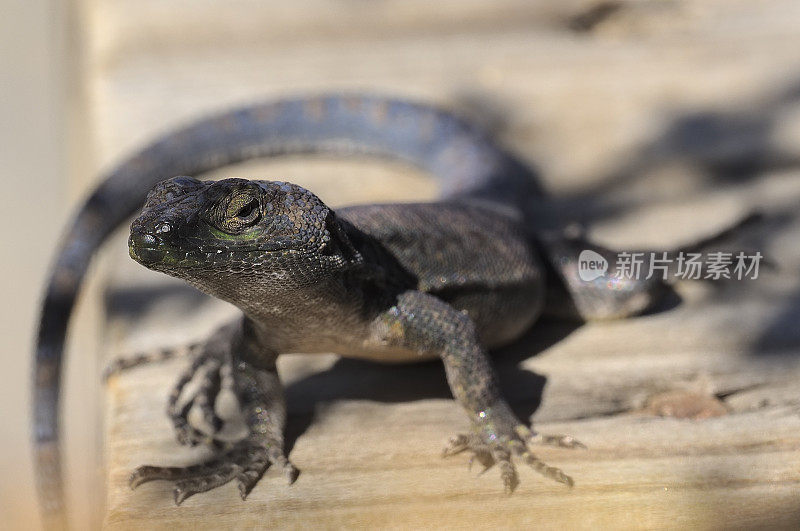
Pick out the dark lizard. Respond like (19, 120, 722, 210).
(34, 94, 704, 523)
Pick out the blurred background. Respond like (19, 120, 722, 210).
(3, 1, 800, 529)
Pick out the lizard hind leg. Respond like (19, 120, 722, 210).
(163, 320, 254, 447)
(166, 355, 228, 446)
(103, 340, 228, 446)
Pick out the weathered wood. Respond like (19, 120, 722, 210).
(88, 0, 800, 528)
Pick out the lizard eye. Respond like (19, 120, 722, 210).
(223, 194, 261, 230)
(234, 198, 259, 222)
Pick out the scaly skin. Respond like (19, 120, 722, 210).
(126, 176, 587, 503)
(126, 177, 760, 505)
(34, 94, 664, 523)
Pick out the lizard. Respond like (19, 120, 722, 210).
(34, 94, 714, 523)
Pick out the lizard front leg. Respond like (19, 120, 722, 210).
(378, 291, 582, 492)
(130, 318, 297, 504)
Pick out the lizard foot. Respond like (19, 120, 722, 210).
(130, 439, 298, 504)
(442, 426, 578, 493)
(167, 352, 235, 446)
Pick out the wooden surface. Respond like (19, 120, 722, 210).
(87, 1, 800, 528)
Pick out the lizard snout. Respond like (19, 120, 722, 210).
(128, 225, 169, 265)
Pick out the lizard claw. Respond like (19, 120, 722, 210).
(443, 424, 576, 492)
(130, 439, 294, 504)
(442, 434, 494, 474)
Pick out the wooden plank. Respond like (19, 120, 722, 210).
(87, 0, 800, 528)
(101, 160, 800, 528)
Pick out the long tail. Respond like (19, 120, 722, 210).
(33, 94, 540, 525)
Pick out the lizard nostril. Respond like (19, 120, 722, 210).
(156, 222, 171, 234)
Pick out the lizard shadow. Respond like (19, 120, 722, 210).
(462, 82, 800, 361)
(282, 317, 581, 455)
(544, 76, 800, 225)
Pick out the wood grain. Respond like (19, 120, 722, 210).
(85, 1, 800, 528)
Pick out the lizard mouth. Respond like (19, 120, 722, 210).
(128, 232, 277, 270)
(128, 232, 203, 268)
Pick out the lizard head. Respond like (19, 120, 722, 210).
(129, 176, 356, 299)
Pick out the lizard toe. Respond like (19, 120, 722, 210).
(167, 356, 230, 445)
(529, 432, 587, 450)
(489, 443, 519, 494)
(509, 439, 574, 487)
(131, 439, 279, 504)
(442, 433, 495, 473)
(444, 426, 575, 492)
(173, 463, 238, 505)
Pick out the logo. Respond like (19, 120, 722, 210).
(578, 249, 608, 281)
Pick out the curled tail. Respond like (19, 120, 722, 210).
(33, 94, 540, 524)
